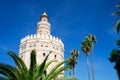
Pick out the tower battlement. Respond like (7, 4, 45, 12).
(20, 34, 63, 46)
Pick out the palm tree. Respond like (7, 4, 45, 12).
(67, 57, 72, 76)
(109, 2, 120, 80)
(70, 49, 79, 77)
(0, 50, 71, 80)
(86, 34, 96, 80)
(68, 49, 79, 77)
(109, 40, 120, 80)
(81, 39, 93, 80)
(109, 49, 120, 80)
(113, 3, 120, 33)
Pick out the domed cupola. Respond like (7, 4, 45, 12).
(40, 12, 49, 21)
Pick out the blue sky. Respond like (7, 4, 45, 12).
(0, 0, 120, 80)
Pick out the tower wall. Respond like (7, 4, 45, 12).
(19, 34, 64, 68)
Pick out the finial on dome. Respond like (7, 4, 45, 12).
(40, 11, 49, 20)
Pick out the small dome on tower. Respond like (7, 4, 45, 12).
(40, 12, 49, 20)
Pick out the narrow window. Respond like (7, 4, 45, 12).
(43, 19, 46, 21)
(43, 53, 46, 57)
(54, 55, 56, 59)
(41, 45, 43, 47)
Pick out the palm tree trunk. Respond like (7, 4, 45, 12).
(92, 52, 95, 80)
(73, 67, 74, 77)
(86, 56, 90, 80)
(69, 70, 72, 76)
(73, 67, 76, 77)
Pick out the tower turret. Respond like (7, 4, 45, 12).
(37, 12, 51, 35)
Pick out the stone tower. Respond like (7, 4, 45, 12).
(19, 12, 64, 75)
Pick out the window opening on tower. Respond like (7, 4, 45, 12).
(54, 55, 57, 59)
(43, 53, 46, 57)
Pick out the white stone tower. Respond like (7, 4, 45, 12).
(19, 12, 64, 75)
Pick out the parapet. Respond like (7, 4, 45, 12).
(20, 34, 64, 46)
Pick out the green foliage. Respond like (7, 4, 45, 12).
(69, 49, 79, 68)
(67, 49, 79, 77)
(112, 3, 120, 33)
(116, 3, 120, 8)
(81, 34, 96, 55)
(81, 34, 96, 80)
(117, 39, 120, 47)
(81, 40, 93, 56)
(86, 34, 97, 43)
(114, 20, 120, 33)
(0, 76, 9, 80)
(113, 3, 120, 16)
(109, 3, 120, 79)
(109, 39, 120, 79)
(0, 50, 71, 80)
(109, 49, 120, 62)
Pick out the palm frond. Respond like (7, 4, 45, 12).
(114, 19, 120, 33)
(116, 3, 120, 8)
(109, 49, 120, 62)
(35, 51, 52, 79)
(45, 59, 58, 70)
(47, 66, 71, 80)
(70, 49, 79, 58)
(28, 50, 37, 80)
(0, 76, 9, 80)
(8, 51, 28, 78)
(117, 39, 120, 47)
(81, 39, 93, 55)
(86, 34, 96, 43)
(0, 63, 21, 80)
(46, 60, 69, 79)
(112, 11, 120, 16)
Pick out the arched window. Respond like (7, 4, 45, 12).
(43, 53, 46, 57)
(54, 55, 57, 59)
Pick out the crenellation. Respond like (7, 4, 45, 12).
(30, 34, 33, 39)
(36, 34, 40, 38)
(53, 36, 55, 41)
(50, 35, 52, 39)
(34, 34, 36, 38)
(56, 37, 59, 42)
(21, 34, 64, 47)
